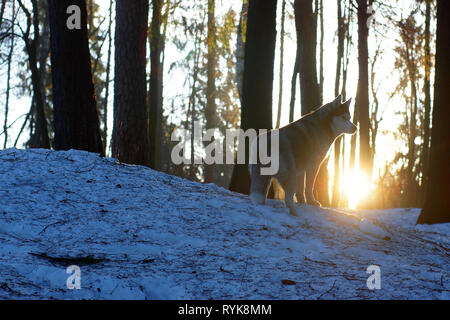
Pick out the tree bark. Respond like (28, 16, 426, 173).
(356, 0, 371, 178)
(204, 0, 218, 183)
(235, 0, 248, 105)
(229, 0, 277, 194)
(102, 0, 113, 155)
(0, 0, 6, 29)
(294, 0, 328, 206)
(48, 0, 103, 155)
(294, 0, 320, 115)
(420, 0, 432, 205)
(3, 0, 15, 148)
(276, 0, 285, 129)
(112, 0, 150, 165)
(417, 0, 450, 224)
(289, 50, 299, 123)
(332, 0, 345, 208)
(318, 0, 324, 104)
(19, 0, 50, 149)
(149, 0, 164, 170)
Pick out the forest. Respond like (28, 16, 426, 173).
(1, 0, 447, 222)
(0, 0, 448, 301)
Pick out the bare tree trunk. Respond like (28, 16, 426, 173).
(356, 0, 371, 179)
(0, 0, 6, 29)
(88, 0, 94, 36)
(316, 0, 328, 206)
(318, 0, 324, 104)
(405, 57, 418, 207)
(204, 0, 217, 183)
(417, 0, 450, 224)
(235, 0, 248, 105)
(229, 0, 277, 194)
(289, 50, 299, 123)
(186, 31, 201, 179)
(340, 3, 351, 206)
(149, 0, 164, 170)
(294, 0, 320, 115)
(332, 0, 345, 208)
(18, 0, 50, 149)
(294, 0, 328, 206)
(349, 104, 358, 170)
(3, 0, 15, 148)
(48, 0, 103, 155)
(102, 0, 113, 155)
(38, 0, 50, 144)
(276, 0, 285, 129)
(14, 98, 33, 148)
(420, 0, 432, 205)
(112, 0, 150, 165)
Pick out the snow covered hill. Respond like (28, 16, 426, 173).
(0, 148, 448, 299)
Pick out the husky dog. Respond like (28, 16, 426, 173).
(249, 95, 357, 214)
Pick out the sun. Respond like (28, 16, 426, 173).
(343, 170, 370, 209)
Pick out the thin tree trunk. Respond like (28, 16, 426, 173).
(235, 0, 248, 105)
(38, 1, 50, 144)
(0, 0, 6, 29)
(349, 103, 358, 170)
(48, 0, 103, 155)
(3, 0, 15, 148)
(294, 0, 328, 206)
(417, 0, 450, 224)
(88, 0, 94, 36)
(347, 0, 357, 173)
(14, 99, 33, 148)
(102, 0, 113, 155)
(318, 0, 324, 104)
(112, 0, 150, 165)
(276, 0, 285, 129)
(187, 32, 201, 177)
(356, 0, 371, 180)
(149, 0, 164, 170)
(18, 0, 50, 149)
(341, 4, 351, 206)
(204, 0, 217, 183)
(289, 50, 299, 123)
(332, 0, 345, 208)
(420, 0, 432, 205)
(405, 55, 418, 206)
(295, 0, 320, 115)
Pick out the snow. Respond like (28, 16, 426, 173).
(0, 148, 448, 299)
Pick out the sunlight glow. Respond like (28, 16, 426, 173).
(344, 171, 370, 209)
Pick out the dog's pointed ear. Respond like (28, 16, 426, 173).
(342, 98, 352, 108)
(334, 95, 342, 105)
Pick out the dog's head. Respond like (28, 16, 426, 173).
(329, 95, 357, 135)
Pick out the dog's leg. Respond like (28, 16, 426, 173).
(249, 168, 272, 205)
(296, 172, 306, 204)
(305, 166, 322, 207)
(280, 176, 298, 215)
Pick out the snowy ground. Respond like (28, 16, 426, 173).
(0, 148, 448, 300)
